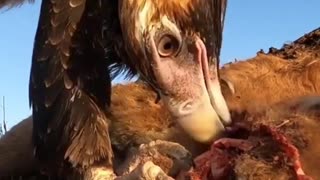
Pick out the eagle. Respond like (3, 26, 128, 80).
(0, 0, 231, 177)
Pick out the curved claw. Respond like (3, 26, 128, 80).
(117, 140, 193, 179)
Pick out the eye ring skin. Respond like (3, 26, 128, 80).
(157, 34, 181, 57)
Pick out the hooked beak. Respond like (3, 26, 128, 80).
(148, 35, 231, 143)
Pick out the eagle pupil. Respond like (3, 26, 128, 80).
(163, 42, 172, 50)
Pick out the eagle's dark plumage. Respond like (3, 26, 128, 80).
(1, 0, 231, 178)
(28, 0, 118, 174)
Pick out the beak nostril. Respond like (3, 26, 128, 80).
(183, 102, 192, 109)
(178, 101, 195, 116)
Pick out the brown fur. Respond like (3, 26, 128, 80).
(1, 83, 319, 179)
(221, 53, 320, 113)
(186, 96, 320, 179)
(231, 96, 320, 179)
(220, 28, 320, 113)
(0, 116, 38, 177)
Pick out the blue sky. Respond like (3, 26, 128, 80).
(0, 1, 319, 129)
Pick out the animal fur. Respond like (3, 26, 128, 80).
(186, 96, 320, 179)
(220, 28, 320, 113)
(220, 53, 320, 113)
(1, 83, 319, 179)
(0, 116, 37, 176)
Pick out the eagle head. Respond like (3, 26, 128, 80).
(118, 0, 231, 143)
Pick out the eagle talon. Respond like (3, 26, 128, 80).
(141, 140, 194, 172)
(139, 140, 192, 160)
(116, 161, 174, 180)
(117, 140, 193, 178)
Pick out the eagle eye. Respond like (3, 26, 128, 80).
(157, 34, 180, 57)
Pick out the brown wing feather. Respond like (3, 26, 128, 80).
(209, 0, 228, 61)
(29, 0, 114, 170)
